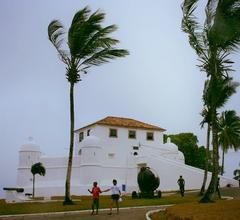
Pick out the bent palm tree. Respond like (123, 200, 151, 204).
(201, 76, 238, 201)
(48, 7, 129, 204)
(182, 0, 240, 202)
(31, 162, 46, 198)
(218, 110, 240, 175)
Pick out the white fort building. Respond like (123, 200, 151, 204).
(16, 116, 237, 197)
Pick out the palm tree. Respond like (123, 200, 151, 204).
(31, 162, 46, 198)
(199, 76, 238, 202)
(199, 105, 211, 195)
(218, 110, 240, 175)
(48, 7, 129, 204)
(182, 0, 240, 202)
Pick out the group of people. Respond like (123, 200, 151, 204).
(89, 175, 223, 215)
(88, 179, 121, 215)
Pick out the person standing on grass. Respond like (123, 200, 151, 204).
(105, 179, 121, 215)
(177, 175, 185, 197)
(88, 181, 102, 215)
(216, 177, 221, 199)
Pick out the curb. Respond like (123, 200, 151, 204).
(222, 196, 233, 200)
(145, 209, 165, 220)
(145, 205, 173, 220)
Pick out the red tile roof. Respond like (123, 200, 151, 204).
(75, 116, 166, 132)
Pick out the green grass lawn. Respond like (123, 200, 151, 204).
(152, 199, 240, 220)
(151, 187, 240, 220)
(0, 192, 198, 215)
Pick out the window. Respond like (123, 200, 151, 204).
(79, 132, 84, 142)
(133, 146, 139, 150)
(108, 153, 115, 159)
(128, 130, 136, 139)
(146, 132, 154, 141)
(109, 128, 117, 138)
(87, 129, 91, 136)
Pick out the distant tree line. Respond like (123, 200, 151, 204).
(164, 133, 213, 171)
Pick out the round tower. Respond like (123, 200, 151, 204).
(18, 137, 41, 168)
(80, 135, 102, 165)
(79, 134, 102, 185)
(17, 137, 42, 188)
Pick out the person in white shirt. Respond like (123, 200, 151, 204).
(105, 179, 121, 215)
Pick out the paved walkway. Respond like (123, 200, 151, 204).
(0, 206, 172, 220)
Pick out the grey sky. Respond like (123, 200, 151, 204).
(0, 0, 239, 198)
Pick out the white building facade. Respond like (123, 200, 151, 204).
(16, 116, 237, 197)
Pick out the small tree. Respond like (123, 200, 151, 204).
(31, 162, 46, 198)
(137, 167, 159, 198)
(218, 110, 240, 175)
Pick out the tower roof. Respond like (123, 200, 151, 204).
(19, 137, 41, 152)
(75, 116, 166, 132)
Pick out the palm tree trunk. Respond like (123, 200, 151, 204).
(64, 82, 75, 205)
(32, 174, 35, 198)
(200, 109, 219, 203)
(221, 149, 225, 175)
(200, 124, 210, 195)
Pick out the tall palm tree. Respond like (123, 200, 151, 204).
(31, 162, 46, 198)
(218, 110, 240, 175)
(200, 76, 238, 201)
(182, 0, 240, 202)
(48, 7, 129, 204)
(199, 105, 211, 195)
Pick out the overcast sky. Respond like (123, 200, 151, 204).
(0, 0, 240, 198)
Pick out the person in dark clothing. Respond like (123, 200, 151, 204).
(216, 177, 221, 199)
(177, 175, 185, 197)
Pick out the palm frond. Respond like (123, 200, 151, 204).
(182, 0, 199, 15)
(213, 77, 239, 108)
(182, 0, 208, 60)
(68, 7, 104, 56)
(210, 0, 240, 49)
(71, 6, 90, 27)
(78, 25, 119, 59)
(218, 110, 240, 151)
(81, 48, 129, 66)
(48, 20, 69, 64)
